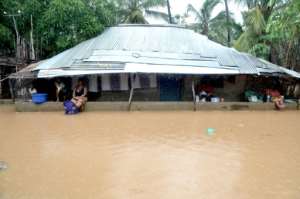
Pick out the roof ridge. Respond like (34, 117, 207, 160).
(116, 24, 186, 29)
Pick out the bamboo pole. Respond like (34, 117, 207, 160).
(128, 74, 135, 111)
(192, 78, 196, 111)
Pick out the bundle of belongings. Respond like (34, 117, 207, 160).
(63, 100, 80, 115)
(196, 84, 221, 103)
(265, 89, 281, 102)
(245, 89, 282, 103)
(245, 90, 263, 102)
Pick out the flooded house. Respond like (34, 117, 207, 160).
(8, 24, 300, 110)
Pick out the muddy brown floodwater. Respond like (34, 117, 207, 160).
(0, 106, 300, 199)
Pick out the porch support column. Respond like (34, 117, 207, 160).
(128, 74, 135, 111)
(8, 78, 15, 102)
(192, 78, 196, 111)
(0, 67, 2, 98)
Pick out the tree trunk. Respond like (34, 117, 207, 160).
(286, 33, 295, 68)
(166, 0, 172, 24)
(30, 15, 36, 61)
(202, 22, 209, 36)
(224, 0, 231, 47)
(12, 16, 21, 61)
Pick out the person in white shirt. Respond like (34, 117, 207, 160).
(54, 79, 66, 102)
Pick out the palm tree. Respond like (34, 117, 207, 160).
(234, 0, 283, 52)
(186, 0, 222, 35)
(166, 0, 172, 24)
(117, 0, 167, 24)
(224, 0, 231, 46)
(209, 11, 242, 46)
(186, 0, 241, 46)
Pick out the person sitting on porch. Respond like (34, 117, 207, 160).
(274, 96, 285, 110)
(71, 79, 88, 110)
(266, 88, 281, 102)
(293, 81, 300, 109)
(198, 83, 214, 102)
(28, 84, 37, 95)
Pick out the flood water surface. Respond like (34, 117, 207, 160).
(0, 108, 300, 199)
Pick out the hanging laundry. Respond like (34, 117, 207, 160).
(88, 75, 98, 92)
(133, 74, 157, 89)
(101, 74, 129, 91)
(72, 76, 79, 89)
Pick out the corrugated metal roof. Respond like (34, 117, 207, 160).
(33, 24, 300, 78)
(37, 64, 239, 78)
(33, 25, 248, 74)
(9, 61, 42, 79)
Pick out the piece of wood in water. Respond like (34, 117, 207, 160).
(0, 161, 8, 170)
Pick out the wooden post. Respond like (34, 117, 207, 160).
(8, 78, 15, 102)
(192, 78, 196, 111)
(128, 74, 135, 111)
(0, 68, 2, 98)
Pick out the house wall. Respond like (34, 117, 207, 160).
(91, 75, 248, 102)
(96, 88, 160, 101)
(181, 75, 248, 102)
(214, 75, 247, 101)
(182, 76, 193, 101)
(14, 75, 248, 102)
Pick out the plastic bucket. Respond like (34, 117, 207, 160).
(32, 93, 48, 104)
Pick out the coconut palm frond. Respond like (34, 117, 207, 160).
(246, 6, 266, 35)
(209, 10, 242, 45)
(202, 0, 221, 19)
(186, 4, 202, 21)
(124, 9, 148, 24)
(145, 10, 169, 22)
(210, 11, 230, 22)
(186, 0, 224, 36)
(235, 0, 256, 9)
(234, 31, 254, 51)
(141, 0, 166, 9)
(117, 0, 166, 24)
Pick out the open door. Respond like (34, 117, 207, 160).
(159, 76, 181, 101)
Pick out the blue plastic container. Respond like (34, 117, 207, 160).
(32, 93, 48, 104)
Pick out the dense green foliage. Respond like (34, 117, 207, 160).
(234, 0, 300, 70)
(0, 0, 117, 58)
(266, 0, 300, 69)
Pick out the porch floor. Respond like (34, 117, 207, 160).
(12, 101, 299, 112)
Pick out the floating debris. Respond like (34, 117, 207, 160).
(237, 123, 245, 128)
(0, 161, 8, 171)
(207, 128, 216, 136)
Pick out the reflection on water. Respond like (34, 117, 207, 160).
(0, 108, 300, 199)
